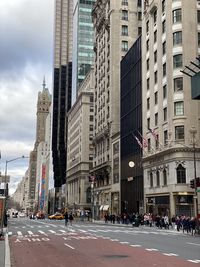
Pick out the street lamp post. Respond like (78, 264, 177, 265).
(189, 127, 198, 219)
(4, 155, 27, 197)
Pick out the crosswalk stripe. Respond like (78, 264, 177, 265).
(17, 231, 22, 236)
(48, 230, 56, 233)
(38, 230, 47, 235)
(28, 231, 33, 235)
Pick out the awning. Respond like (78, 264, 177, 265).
(99, 205, 104, 211)
(103, 205, 109, 211)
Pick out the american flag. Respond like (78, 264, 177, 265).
(148, 128, 158, 141)
(134, 135, 143, 149)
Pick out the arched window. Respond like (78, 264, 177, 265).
(177, 164, 186, 183)
(163, 169, 167, 186)
(156, 170, 160, 186)
(150, 172, 153, 187)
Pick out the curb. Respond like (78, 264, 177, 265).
(5, 233, 10, 267)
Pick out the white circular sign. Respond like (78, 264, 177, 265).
(129, 161, 135, 168)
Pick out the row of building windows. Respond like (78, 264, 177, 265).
(147, 77, 183, 93)
(149, 164, 187, 188)
(146, 125, 185, 151)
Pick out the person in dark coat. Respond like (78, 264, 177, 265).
(64, 211, 68, 226)
(69, 213, 74, 226)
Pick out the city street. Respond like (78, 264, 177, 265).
(7, 217, 200, 266)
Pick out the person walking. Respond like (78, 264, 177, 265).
(64, 211, 68, 226)
(69, 213, 74, 226)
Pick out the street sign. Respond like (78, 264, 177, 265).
(127, 177, 133, 182)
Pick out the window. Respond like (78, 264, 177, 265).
(153, 9, 157, 23)
(122, 41, 128, 51)
(163, 85, 167, 98)
(198, 32, 200, 47)
(173, 31, 182, 45)
(162, 0, 165, 13)
(154, 71, 157, 84)
(154, 30, 157, 43)
(177, 164, 186, 184)
(147, 78, 150, 90)
(150, 172, 153, 187)
(155, 113, 158, 126)
(147, 59, 149, 70)
(89, 125, 93, 131)
(148, 138, 151, 152)
(173, 54, 182, 68)
(155, 134, 159, 149)
(138, 0, 142, 7)
(164, 130, 168, 145)
(138, 11, 142, 20)
(162, 41, 166, 55)
(146, 20, 149, 34)
(175, 125, 184, 140)
(163, 107, 167, 121)
(154, 50, 157, 63)
(147, 98, 150, 110)
(89, 115, 93, 121)
(147, 117, 150, 129)
(122, 0, 128, 5)
(154, 91, 158, 104)
(174, 77, 183, 91)
(198, 10, 200, 24)
(174, 101, 184, 116)
(122, 10, 128, 20)
(163, 63, 166, 77)
(156, 171, 160, 186)
(163, 169, 167, 186)
(138, 27, 142, 35)
(162, 20, 166, 33)
(173, 9, 182, 23)
(146, 39, 149, 51)
(122, 25, 128, 36)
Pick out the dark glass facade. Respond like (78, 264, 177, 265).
(120, 35, 143, 214)
(52, 63, 72, 188)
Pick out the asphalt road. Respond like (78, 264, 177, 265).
(7, 217, 200, 266)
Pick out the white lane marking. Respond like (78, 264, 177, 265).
(22, 226, 25, 228)
(8, 232, 12, 236)
(120, 241, 129, 244)
(130, 244, 141, 247)
(17, 231, 23, 236)
(48, 230, 56, 233)
(163, 253, 178, 257)
(145, 248, 158, 251)
(110, 239, 119, 241)
(38, 230, 48, 236)
(59, 230, 66, 233)
(187, 242, 200, 247)
(27, 231, 34, 235)
(64, 243, 75, 250)
(188, 260, 200, 263)
(79, 230, 87, 233)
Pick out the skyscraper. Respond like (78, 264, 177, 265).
(52, 0, 73, 208)
(72, 0, 95, 104)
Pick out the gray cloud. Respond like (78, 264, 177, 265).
(0, 0, 54, 194)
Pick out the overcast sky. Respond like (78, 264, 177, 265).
(0, 0, 54, 195)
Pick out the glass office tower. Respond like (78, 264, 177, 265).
(72, 0, 95, 104)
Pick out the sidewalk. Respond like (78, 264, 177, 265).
(0, 227, 10, 267)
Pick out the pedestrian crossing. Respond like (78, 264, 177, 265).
(8, 222, 183, 237)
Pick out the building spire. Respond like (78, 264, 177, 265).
(42, 76, 46, 90)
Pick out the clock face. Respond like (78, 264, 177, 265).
(129, 161, 135, 168)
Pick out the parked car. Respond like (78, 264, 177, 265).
(49, 212, 64, 220)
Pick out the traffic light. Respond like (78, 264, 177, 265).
(196, 177, 200, 187)
(190, 179, 195, 188)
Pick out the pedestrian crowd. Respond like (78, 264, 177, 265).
(103, 213, 199, 236)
